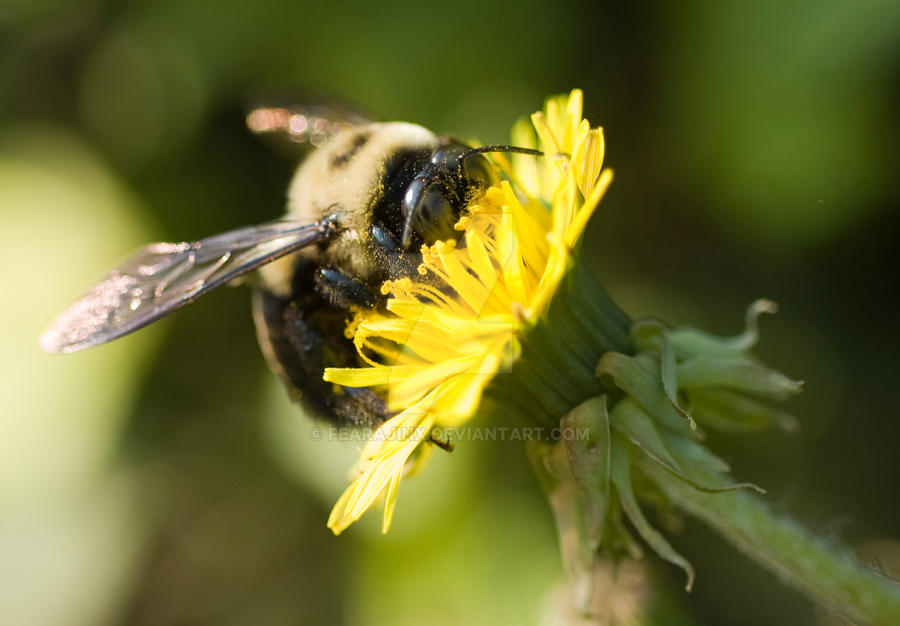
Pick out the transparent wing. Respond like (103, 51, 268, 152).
(41, 216, 338, 354)
(245, 100, 372, 148)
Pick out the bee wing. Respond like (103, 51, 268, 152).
(41, 217, 338, 354)
(245, 100, 373, 148)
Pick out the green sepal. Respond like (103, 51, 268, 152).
(660, 432, 765, 494)
(562, 395, 612, 550)
(610, 434, 696, 590)
(678, 356, 803, 401)
(609, 397, 682, 475)
(660, 430, 731, 475)
(606, 494, 645, 560)
(596, 352, 695, 432)
(689, 387, 799, 433)
(666, 299, 778, 358)
(631, 319, 693, 421)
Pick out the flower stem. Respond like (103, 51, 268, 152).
(638, 456, 900, 625)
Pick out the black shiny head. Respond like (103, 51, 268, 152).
(399, 142, 542, 250)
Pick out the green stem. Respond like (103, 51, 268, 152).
(639, 457, 900, 625)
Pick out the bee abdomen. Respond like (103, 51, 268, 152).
(252, 263, 387, 428)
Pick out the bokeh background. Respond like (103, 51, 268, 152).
(2, 1, 899, 624)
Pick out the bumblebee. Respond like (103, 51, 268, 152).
(41, 104, 540, 427)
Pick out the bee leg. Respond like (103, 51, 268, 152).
(428, 434, 455, 452)
(316, 267, 375, 308)
(369, 224, 399, 251)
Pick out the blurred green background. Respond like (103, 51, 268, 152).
(2, 1, 899, 624)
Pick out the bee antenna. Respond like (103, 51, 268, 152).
(458, 145, 544, 162)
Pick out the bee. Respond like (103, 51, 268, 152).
(40, 103, 540, 427)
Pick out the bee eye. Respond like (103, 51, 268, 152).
(413, 184, 458, 243)
(402, 179, 460, 247)
(462, 153, 495, 188)
(419, 185, 450, 220)
(431, 145, 467, 168)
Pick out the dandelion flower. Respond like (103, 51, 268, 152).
(324, 89, 618, 533)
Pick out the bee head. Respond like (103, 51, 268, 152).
(400, 143, 542, 250)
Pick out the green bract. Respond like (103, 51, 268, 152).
(529, 297, 802, 604)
